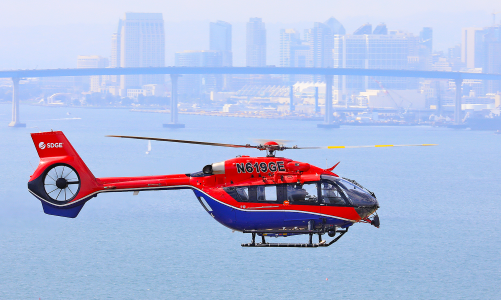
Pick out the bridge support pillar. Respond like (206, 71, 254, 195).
(314, 87, 319, 113)
(289, 85, 294, 112)
(318, 75, 339, 128)
(163, 74, 185, 128)
(8, 77, 25, 127)
(454, 78, 463, 125)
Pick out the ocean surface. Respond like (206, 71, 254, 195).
(0, 103, 500, 299)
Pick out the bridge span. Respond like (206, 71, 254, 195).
(1, 67, 500, 128)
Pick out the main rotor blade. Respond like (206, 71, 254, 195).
(106, 135, 258, 149)
(288, 144, 438, 149)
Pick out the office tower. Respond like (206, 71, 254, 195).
(307, 22, 334, 82)
(420, 27, 433, 53)
(419, 27, 433, 70)
(110, 20, 122, 86)
(324, 17, 346, 35)
(175, 50, 223, 99)
(246, 18, 266, 67)
(77, 55, 109, 92)
(483, 25, 501, 93)
(461, 27, 486, 69)
(117, 13, 165, 95)
(373, 23, 388, 35)
(354, 24, 372, 35)
(210, 20, 232, 90)
(279, 29, 311, 83)
(333, 29, 420, 95)
(280, 29, 300, 68)
(210, 20, 232, 67)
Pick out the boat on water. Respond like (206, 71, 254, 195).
(464, 116, 501, 131)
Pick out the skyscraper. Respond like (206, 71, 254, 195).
(483, 25, 501, 93)
(246, 18, 266, 67)
(210, 21, 232, 67)
(307, 22, 334, 82)
(117, 13, 165, 95)
(333, 29, 420, 94)
(419, 27, 433, 70)
(110, 20, 122, 86)
(324, 17, 346, 35)
(462, 27, 486, 69)
(280, 29, 309, 83)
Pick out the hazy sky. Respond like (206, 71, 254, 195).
(0, 1, 499, 69)
(1, 0, 498, 26)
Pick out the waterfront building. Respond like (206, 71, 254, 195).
(117, 13, 165, 95)
(175, 50, 223, 100)
(246, 18, 266, 67)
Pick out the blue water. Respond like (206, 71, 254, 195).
(1, 103, 500, 299)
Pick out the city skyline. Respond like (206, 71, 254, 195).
(0, 7, 499, 70)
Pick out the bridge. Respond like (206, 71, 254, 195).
(1, 67, 501, 128)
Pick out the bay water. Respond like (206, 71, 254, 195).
(0, 103, 500, 299)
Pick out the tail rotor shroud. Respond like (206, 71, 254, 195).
(43, 164, 81, 203)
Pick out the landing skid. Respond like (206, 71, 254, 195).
(241, 228, 348, 248)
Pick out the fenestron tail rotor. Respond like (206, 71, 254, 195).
(106, 135, 437, 157)
(43, 164, 81, 203)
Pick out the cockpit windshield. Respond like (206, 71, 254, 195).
(321, 175, 378, 207)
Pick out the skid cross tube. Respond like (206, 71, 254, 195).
(241, 228, 349, 247)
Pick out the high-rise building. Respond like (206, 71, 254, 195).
(373, 23, 388, 35)
(307, 22, 334, 82)
(354, 23, 372, 35)
(110, 20, 123, 86)
(324, 17, 346, 35)
(210, 21, 232, 67)
(77, 55, 109, 92)
(279, 29, 310, 83)
(175, 50, 223, 99)
(483, 25, 501, 93)
(333, 30, 420, 95)
(419, 27, 433, 70)
(210, 20, 232, 90)
(420, 27, 433, 53)
(246, 18, 266, 67)
(462, 27, 486, 69)
(116, 13, 165, 95)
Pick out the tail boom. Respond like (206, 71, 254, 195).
(28, 131, 191, 218)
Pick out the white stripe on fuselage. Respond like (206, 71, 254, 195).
(29, 185, 357, 223)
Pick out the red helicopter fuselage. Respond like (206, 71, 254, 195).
(28, 131, 379, 244)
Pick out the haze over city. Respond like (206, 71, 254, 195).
(0, 0, 498, 68)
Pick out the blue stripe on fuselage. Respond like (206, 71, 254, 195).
(193, 190, 353, 231)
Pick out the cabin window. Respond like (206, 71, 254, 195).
(264, 186, 277, 201)
(224, 185, 281, 203)
(320, 180, 349, 206)
(287, 182, 319, 204)
(236, 187, 249, 201)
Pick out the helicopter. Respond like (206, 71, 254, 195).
(27, 131, 436, 247)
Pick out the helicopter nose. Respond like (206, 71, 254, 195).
(353, 195, 379, 220)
